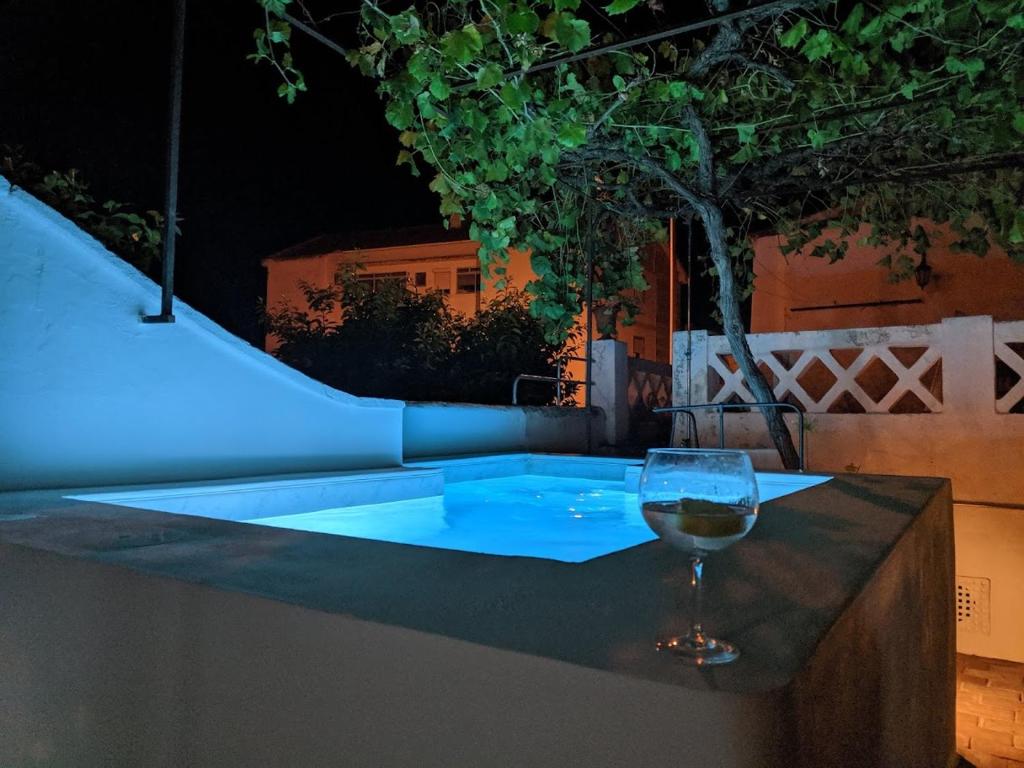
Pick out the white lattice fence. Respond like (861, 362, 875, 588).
(705, 325, 945, 414)
(995, 320, 1024, 414)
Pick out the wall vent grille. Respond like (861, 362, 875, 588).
(956, 576, 991, 635)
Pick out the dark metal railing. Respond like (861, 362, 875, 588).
(653, 401, 806, 471)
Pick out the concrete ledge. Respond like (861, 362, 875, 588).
(403, 402, 604, 458)
(0, 471, 955, 767)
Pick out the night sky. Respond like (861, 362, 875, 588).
(1, 0, 439, 343)
(2, 1, 721, 344)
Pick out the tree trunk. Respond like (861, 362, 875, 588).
(698, 204, 802, 470)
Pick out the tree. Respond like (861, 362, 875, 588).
(253, 0, 1024, 467)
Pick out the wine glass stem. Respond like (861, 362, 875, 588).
(689, 555, 705, 646)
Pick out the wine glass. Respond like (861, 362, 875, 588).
(639, 448, 759, 665)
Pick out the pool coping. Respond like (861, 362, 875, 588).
(0, 455, 951, 696)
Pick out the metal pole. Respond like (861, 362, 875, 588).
(143, 0, 186, 324)
(798, 411, 806, 471)
(685, 218, 694, 444)
(584, 203, 595, 454)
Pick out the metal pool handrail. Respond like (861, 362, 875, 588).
(512, 356, 593, 406)
(512, 374, 586, 405)
(652, 401, 806, 471)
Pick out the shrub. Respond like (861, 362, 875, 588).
(264, 267, 578, 404)
(2, 145, 169, 273)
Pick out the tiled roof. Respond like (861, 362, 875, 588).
(266, 224, 473, 261)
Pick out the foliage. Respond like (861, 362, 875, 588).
(2, 146, 169, 273)
(264, 267, 578, 404)
(255, 0, 1024, 332)
(247, 2, 307, 103)
(252, 0, 1024, 466)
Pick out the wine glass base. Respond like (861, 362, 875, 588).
(656, 635, 740, 666)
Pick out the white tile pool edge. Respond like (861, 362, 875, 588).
(66, 453, 831, 523)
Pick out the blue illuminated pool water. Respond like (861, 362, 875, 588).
(244, 472, 826, 563)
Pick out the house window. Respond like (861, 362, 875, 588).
(456, 266, 481, 294)
(434, 270, 451, 294)
(357, 271, 407, 291)
(633, 336, 646, 358)
(414, 272, 427, 287)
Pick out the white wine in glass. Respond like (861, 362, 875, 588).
(639, 449, 760, 665)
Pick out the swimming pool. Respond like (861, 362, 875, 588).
(70, 454, 830, 563)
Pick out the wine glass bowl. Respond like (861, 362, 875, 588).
(639, 449, 760, 666)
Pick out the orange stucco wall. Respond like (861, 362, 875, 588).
(751, 221, 1024, 333)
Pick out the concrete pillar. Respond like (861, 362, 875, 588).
(591, 339, 629, 447)
(672, 330, 709, 446)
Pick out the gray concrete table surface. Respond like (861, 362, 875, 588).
(0, 472, 952, 696)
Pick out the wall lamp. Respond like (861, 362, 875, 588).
(914, 253, 933, 289)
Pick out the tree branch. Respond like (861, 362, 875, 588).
(737, 151, 1024, 201)
(684, 105, 715, 195)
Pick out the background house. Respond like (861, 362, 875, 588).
(750, 221, 1024, 333)
(262, 222, 687, 377)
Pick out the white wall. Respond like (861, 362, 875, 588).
(403, 402, 602, 458)
(0, 177, 403, 490)
(672, 318, 1024, 661)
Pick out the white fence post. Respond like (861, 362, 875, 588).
(671, 330, 709, 446)
(941, 315, 995, 416)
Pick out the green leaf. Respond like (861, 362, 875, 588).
(442, 25, 484, 64)
(801, 29, 834, 62)
(1013, 112, 1024, 135)
(428, 77, 450, 100)
(499, 82, 528, 110)
(557, 121, 587, 147)
(899, 79, 919, 100)
(551, 13, 590, 53)
(484, 160, 510, 182)
(384, 100, 414, 130)
(779, 19, 808, 48)
(507, 6, 541, 34)
(407, 50, 432, 83)
(267, 19, 291, 43)
(554, 0, 581, 9)
(416, 91, 438, 119)
(944, 56, 985, 82)
(735, 123, 756, 144)
(1010, 210, 1024, 245)
(476, 63, 504, 90)
(428, 174, 450, 195)
(389, 10, 422, 44)
(858, 14, 884, 41)
(840, 4, 865, 36)
(605, 0, 643, 14)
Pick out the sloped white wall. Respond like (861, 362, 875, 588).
(0, 177, 403, 490)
